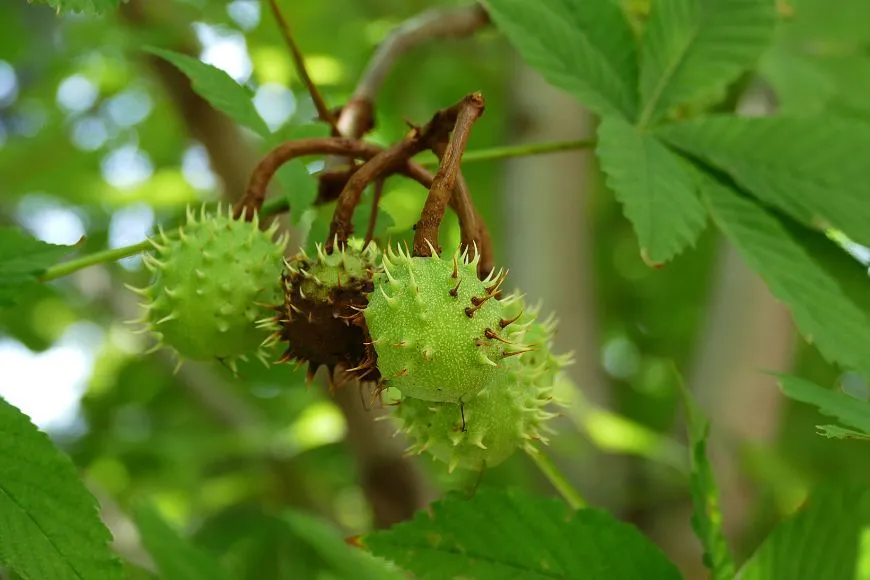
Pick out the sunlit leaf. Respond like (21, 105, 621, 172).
(0, 397, 123, 580)
(596, 115, 706, 265)
(701, 174, 870, 378)
(638, 0, 775, 125)
(364, 489, 681, 579)
(778, 375, 870, 437)
(483, 0, 639, 119)
(660, 114, 870, 248)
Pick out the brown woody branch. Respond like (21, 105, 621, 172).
(430, 142, 494, 279)
(413, 92, 486, 257)
(267, 0, 338, 132)
(231, 137, 438, 219)
(320, 3, 490, 201)
(324, 95, 475, 252)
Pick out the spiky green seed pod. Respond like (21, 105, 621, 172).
(364, 244, 529, 403)
(501, 292, 574, 387)
(128, 204, 287, 369)
(264, 238, 381, 382)
(392, 359, 560, 472)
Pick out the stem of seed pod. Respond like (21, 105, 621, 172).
(325, 94, 475, 253)
(526, 447, 588, 510)
(413, 92, 485, 257)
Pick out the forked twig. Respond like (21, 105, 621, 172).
(413, 92, 486, 257)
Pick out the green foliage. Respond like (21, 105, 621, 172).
(777, 375, 870, 439)
(679, 379, 736, 579)
(144, 47, 271, 138)
(596, 115, 707, 264)
(133, 503, 232, 580)
(29, 0, 119, 16)
(638, 0, 775, 126)
(281, 512, 404, 580)
(0, 229, 75, 307)
(658, 115, 870, 248)
(482, 0, 639, 119)
(0, 397, 123, 580)
(738, 484, 870, 579)
(364, 489, 682, 579)
(701, 175, 870, 378)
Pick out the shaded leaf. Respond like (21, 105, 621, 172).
(596, 115, 706, 265)
(737, 484, 870, 579)
(639, 0, 775, 125)
(483, 0, 638, 119)
(133, 503, 233, 580)
(678, 379, 736, 579)
(144, 46, 270, 138)
(816, 425, 870, 441)
(778, 375, 870, 437)
(364, 489, 681, 580)
(29, 0, 119, 15)
(283, 512, 404, 580)
(0, 397, 123, 580)
(700, 174, 870, 378)
(659, 114, 870, 248)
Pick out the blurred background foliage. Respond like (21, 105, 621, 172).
(1, 0, 870, 578)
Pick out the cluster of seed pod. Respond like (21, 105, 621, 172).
(129, 206, 570, 472)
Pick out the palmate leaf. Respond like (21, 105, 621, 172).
(596, 115, 707, 265)
(0, 228, 76, 307)
(737, 484, 870, 580)
(638, 0, 775, 126)
(482, 0, 638, 119)
(0, 397, 123, 580)
(700, 174, 870, 379)
(27, 0, 119, 15)
(364, 489, 681, 580)
(678, 380, 736, 579)
(144, 47, 271, 138)
(659, 114, 870, 248)
(133, 504, 233, 580)
(777, 375, 870, 438)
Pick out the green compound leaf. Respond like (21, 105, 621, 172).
(483, 0, 639, 120)
(679, 379, 736, 579)
(364, 489, 681, 580)
(777, 374, 870, 439)
(658, 114, 870, 248)
(133, 503, 233, 580)
(738, 484, 870, 579)
(596, 115, 707, 265)
(638, 0, 775, 126)
(0, 397, 123, 580)
(144, 46, 271, 138)
(0, 228, 76, 308)
(701, 175, 870, 379)
(27, 0, 119, 16)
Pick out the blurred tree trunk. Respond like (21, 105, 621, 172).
(499, 60, 627, 510)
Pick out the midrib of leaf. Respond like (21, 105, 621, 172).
(0, 485, 87, 580)
(639, 6, 704, 127)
